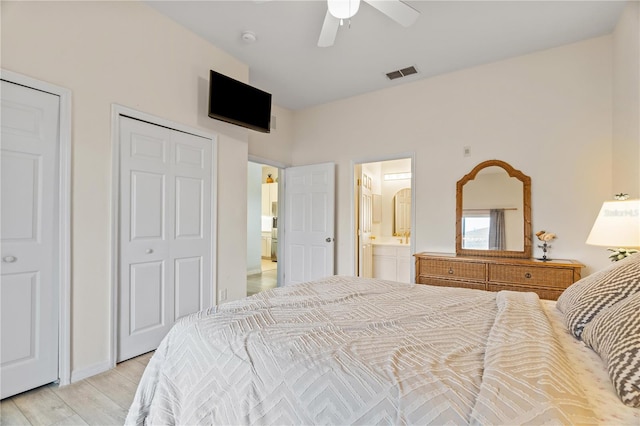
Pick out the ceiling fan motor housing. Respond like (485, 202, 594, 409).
(328, 0, 361, 19)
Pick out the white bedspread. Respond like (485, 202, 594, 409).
(125, 276, 596, 425)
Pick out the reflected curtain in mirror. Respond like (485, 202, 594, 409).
(489, 209, 506, 250)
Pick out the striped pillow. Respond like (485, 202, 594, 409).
(582, 292, 640, 408)
(556, 253, 640, 338)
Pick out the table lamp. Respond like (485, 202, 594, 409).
(586, 196, 640, 261)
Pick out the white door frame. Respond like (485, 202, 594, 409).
(350, 152, 416, 279)
(0, 69, 72, 386)
(248, 155, 288, 287)
(110, 105, 218, 368)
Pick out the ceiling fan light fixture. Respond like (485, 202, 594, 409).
(328, 0, 361, 20)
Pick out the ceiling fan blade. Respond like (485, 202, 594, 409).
(364, 0, 420, 27)
(318, 9, 340, 47)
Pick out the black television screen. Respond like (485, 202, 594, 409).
(208, 70, 272, 133)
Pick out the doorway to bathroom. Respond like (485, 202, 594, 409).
(247, 160, 280, 296)
(353, 156, 414, 283)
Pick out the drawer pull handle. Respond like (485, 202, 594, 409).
(448, 268, 454, 274)
(524, 272, 532, 279)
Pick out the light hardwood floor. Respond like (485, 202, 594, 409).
(247, 259, 278, 296)
(0, 351, 153, 426)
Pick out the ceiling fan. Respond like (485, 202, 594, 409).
(318, 0, 420, 47)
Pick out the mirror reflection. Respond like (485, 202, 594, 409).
(456, 160, 531, 258)
(393, 188, 411, 236)
(461, 167, 523, 251)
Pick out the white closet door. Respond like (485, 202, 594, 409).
(171, 129, 211, 320)
(1, 81, 60, 399)
(283, 162, 335, 285)
(118, 116, 211, 362)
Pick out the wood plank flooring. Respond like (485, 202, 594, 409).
(247, 259, 278, 296)
(0, 351, 153, 426)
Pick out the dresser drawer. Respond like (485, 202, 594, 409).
(414, 253, 583, 299)
(488, 264, 573, 289)
(419, 259, 486, 281)
(418, 276, 486, 291)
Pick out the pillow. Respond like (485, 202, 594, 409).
(582, 292, 640, 408)
(556, 253, 640, 338)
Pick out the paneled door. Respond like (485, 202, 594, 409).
(283, 163, 335, 285)
(1, 81, 60, 398)
(358, 170, 373, 278)
(118, 116, 212, 362)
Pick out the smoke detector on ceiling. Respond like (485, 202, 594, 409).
(241, 31, 257, 43)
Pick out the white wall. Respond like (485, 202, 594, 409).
(292, 36, 614, 276)
(249, 104, 295, 165)
(612, 1, 640, 198)
(1, 1, 253, 377)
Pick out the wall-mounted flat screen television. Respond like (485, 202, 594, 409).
(208, 70, 272, 133)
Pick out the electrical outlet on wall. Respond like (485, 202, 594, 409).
(463, 146, 471, 157)
(218, 288, 227, 302)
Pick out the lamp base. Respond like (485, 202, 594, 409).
(536, 257, 552, 262)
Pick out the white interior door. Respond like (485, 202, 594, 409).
(358, 171, 373, 278)
(283, 163, 335, 285)
(118, 116, 212, 362)
(1, 81, 60, 398)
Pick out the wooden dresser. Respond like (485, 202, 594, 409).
(414, 252, 584, 300)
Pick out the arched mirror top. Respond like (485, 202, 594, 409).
(393, 188, 411, 236)
(456, 160, 532, 258)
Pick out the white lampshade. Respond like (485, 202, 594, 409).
(328, 0, 361, 19)
(586, 199, 640, 247)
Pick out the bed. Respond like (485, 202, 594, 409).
(125, 256, 640, 425)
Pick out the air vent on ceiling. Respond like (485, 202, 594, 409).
(386, 66, 418, 81)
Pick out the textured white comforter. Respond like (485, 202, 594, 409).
(125, 276, 596, 425)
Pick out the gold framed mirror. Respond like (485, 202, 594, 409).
(393, 188, 411, 236)
(456, 160, 532, 258)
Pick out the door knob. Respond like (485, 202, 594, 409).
(3, 256, 17, 263)
(326, 237, 333, 243)
(145, 249, 153, 254)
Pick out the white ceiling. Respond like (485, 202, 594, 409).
(146, 1, 627, 111)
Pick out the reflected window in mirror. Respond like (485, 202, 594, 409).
(462, 210, 490, 249)
(462, 209, 512, 250)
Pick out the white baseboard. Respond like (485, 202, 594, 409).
(247, 268, 262, 276)
(69, 360, 112, 383)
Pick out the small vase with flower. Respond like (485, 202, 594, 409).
(536, 230, 556, 261)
